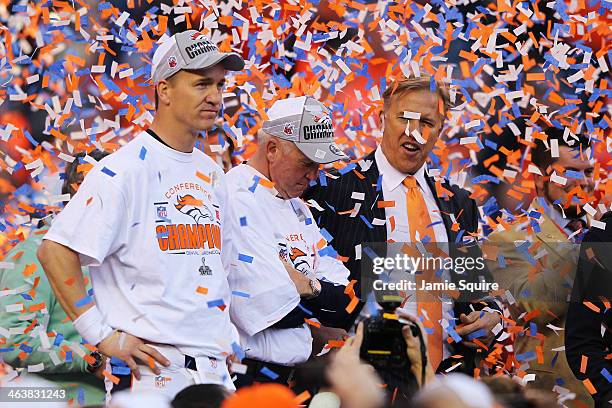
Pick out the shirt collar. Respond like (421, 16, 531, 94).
(374, 146, 428, 192)
(242, 164, 283, 200)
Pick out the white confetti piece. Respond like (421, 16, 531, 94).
(590, 219, 606, 230)
(402, 111, 421, 120)
(355, 244, 362, 260)
(49, 350, 62, 366)
(351, 192, 365, 201)
(231, 362, 247, 374)
(27, 363, 44, 373)
(550, 138, 559, 158)
(550, 171, 567, 186)
(372, 218, 386, 226)
(412, 129, 427, 145)
(5, 303, 24, 312)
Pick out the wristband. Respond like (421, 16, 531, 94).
(73, 306, 114, 346)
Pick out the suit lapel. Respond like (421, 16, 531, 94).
(361, 151, 386, 244)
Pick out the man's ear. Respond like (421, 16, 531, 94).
(265, 137, 279, 162)
(156, 80, 171, 106)
(379, 110, 385, 128)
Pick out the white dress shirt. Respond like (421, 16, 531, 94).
(375, 147, 454, 359)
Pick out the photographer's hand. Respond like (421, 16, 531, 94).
(326, 323, 385, 408)
(456, 311, 500, 349)
(396, 309, 435, 387)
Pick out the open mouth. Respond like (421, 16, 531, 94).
(402, 142, 420, 153)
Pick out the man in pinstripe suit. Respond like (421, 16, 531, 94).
(304, 75, 502, 377)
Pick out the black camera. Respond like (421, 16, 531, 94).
(359, 301, 422, 384)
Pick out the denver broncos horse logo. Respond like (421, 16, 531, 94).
(175, 194, 213, 224)
(289, 247, 311, 274)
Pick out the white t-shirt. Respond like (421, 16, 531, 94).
(225, 164, 349, 365)
(44, 132, 237, 359)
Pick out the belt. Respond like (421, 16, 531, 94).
(242, 357, 295, 384)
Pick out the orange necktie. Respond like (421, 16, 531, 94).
(402, 175, 443, 370)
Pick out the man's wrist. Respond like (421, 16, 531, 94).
(73, 306, 114, 346)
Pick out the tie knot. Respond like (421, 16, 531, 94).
(402, 176, 418, 189)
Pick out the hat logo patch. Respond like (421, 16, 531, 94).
(329, 144, 344, 156)
(313, 114, 332, 125)
(167, 56, 177, 68)
(283, 123, 295, 136)
(190, 31, 206, 40)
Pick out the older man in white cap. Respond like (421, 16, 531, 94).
(37, 30, 244, 399)
(225, 96, 352, 387)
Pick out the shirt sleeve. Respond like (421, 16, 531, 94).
(226, 192, 301, 337)
(43, 166, 129, 266)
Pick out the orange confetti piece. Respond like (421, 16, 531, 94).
(196, 286, 209, 295)
(22, 263, 36, 277)
(582, 378, 596, 394)
(103, 370, 120, 385)
(29, 302, 46, 312)
(304, 319, 321, 328)
(580, 355, 588, 373)
(295, 390, 311, 404)
(196, 171, 211, 183)
(346, 296, 359, 313)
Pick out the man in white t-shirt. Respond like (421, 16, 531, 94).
(225, 96, 352, 387)
(37, 30, 244, 399)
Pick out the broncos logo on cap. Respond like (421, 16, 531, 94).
(313, 114, 332, 125)
(190, 31, 206, 40)
(175, 194, 214, 224)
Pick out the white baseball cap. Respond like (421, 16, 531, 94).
(151, 30, 244, 83)
(262, 96, 349, 164)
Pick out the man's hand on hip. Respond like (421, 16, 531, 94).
(97, 331, 171, 380)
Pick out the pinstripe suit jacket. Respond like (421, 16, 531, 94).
(304, 150, 498, 373)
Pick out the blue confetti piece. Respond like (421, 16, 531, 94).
(139, 146, 147, 160)
(239, 216, 247, 227)
(551, 351, 559, 368)
(467, 328, 486, 340)
(497, 255, 506, 268)
(363, 246, 378, 260)
(231, 341, 245, 361)
(297, 303, 313, 316)
(360, 215, 374, 229)
(529, 322, 537, 336)
(231, 290, 250, 298)
(319, 228, 333, 242)
(75, 295, 93, 308)
(516, 351, 536, 361)
(238, 253, 253, 263)
(110, 357, 128, 366)
(447, 326, 463, 343)
(112, 365, 131, 375)
(77, 388, 85, 406)
(66, 351, 72, 362)
(601, 368, 612, 383)
(260, 366, 279, 380)
(305, 218, 312, 226)
(53, 333, 64, 347)
(207, 299, 225, 308)
(248, 176, 259, 193)
(338, 163, 356, 175)
(19, 344, 33, 353)
(101, 167, 116, 177)
(0, 347, 15, 353)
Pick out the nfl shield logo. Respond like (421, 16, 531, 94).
(157, 206, 167, 218)
(167, 56, 177, 68)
